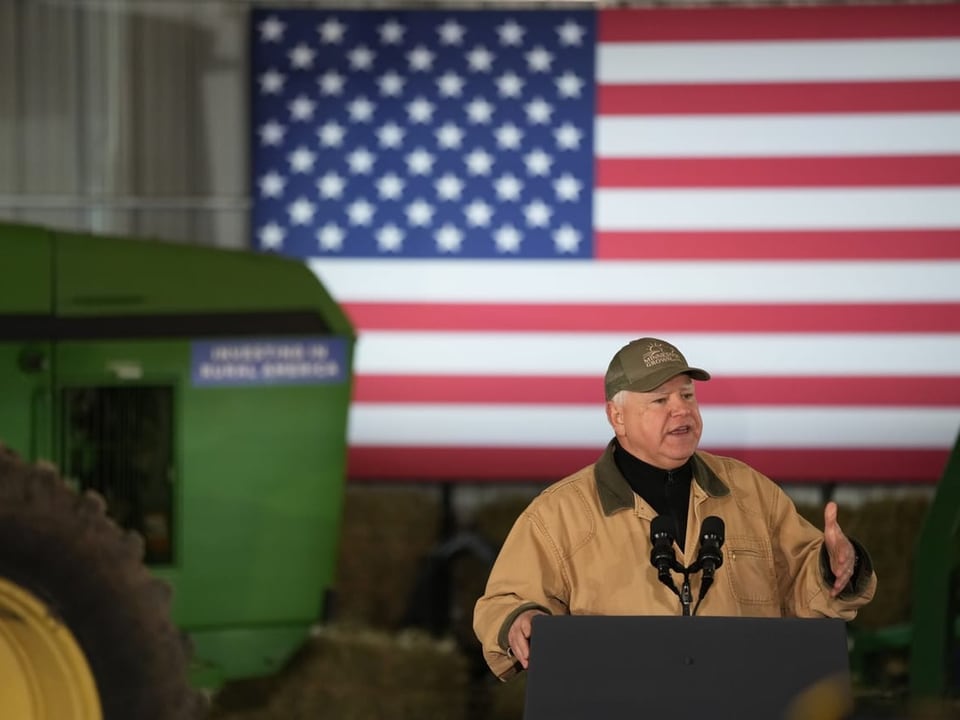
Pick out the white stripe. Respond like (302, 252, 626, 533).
(310, 260, 960, 303)
(353, 332, 960, 376)
(597, 40, 960, 83)
(347, 404, 960, 448)
(596, 115, 960, 157)
(595, 188, 960, 230)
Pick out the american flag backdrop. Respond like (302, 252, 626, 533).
(250, 4, 960, 484)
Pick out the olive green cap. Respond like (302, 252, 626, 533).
(604, 337, 711, 400)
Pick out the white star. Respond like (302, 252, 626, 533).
(465, 97, 494, 124)
(289, 95, 316, 121)
(524, 199, 552, 228)
(258, 222, 285, 250)
(317, 223, 345, 251)
(497, 19, 525, 46)
(258, 120, 285, 146)
(494, 173, 523, 201)
(465, 148, 494, 176)
(495, 123, 523, 150)
(494, 224, 522, 253)
(378, 19, 406, 45)
(435, 223, 464, 253)
(377, 122, 405, 149)
(495, 71, 524, 99)
(557, 20, 586, 46)
(258, 171, 286, 198)
(347, 147, 376, 175)
(377, 173, 405, 200)
(407, 96, 436, 124)
(258, 69, 285, 94)
(524, 149, 553, 176)
(288, 146, 316, 173)
(378, 70, 405, 97)
(317, 18, 346, 44)
(526, 46, 554, 73)
(407, 45, 435, 72)
(437, 71, 465, 98)
(288, 197, 316, 225)
(317, 121, 346, 147)
(556, 71, 584, 99)
(258, 16, 285, 43)
(318, 70, 345, 96)
(437, 19, 466, 46)
(348, 45, 376, 71)
(347, 96, 376, 123)
(436, 122, 464, 149)
(525, 98, 553, 125)
(406, 148, 435, 175)
(317, 172, 346, 199)
(554, 123, 583, 150)
(406, 199, 435, 227)
(289, 44, 315, 69)
(554, 173, 583, 201)
(554, 224, 582, 253)
(465, 200, 493, 227)
(435, 173, 464, 201)
(376, 223, 405, 252)
(347, 198, 375, 226)
(466, 46, 495, 73)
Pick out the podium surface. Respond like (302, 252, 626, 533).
(523, 615, 852, 720)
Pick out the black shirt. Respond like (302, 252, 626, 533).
(612, 439, 693, 551)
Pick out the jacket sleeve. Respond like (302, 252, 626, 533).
(473, 503, 570, 680)
(767, 483, 877, 619)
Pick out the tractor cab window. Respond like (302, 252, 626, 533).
(60, 385, 175, 565)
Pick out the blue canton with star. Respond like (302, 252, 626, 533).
(251, 9, 596, 259)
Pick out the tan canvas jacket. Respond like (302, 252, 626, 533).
(473, 441, 877, 679)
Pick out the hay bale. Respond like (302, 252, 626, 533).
(484, 673, 527, 720)
(334, 486, 442, 629)
(843, 495, 930, 630)
(797, 495, 930, 630)
(209, 626, 471, 720)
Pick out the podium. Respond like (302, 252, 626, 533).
(523, 615, 853, 720)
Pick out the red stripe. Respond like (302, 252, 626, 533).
(347, 446, 948, 482)
(595, 230, 960, 260)
(596, 156, 960, 188)
(598, 82, 960, 115)
(598, 6, 960, 42)
(353, 375, 960, 407)
(344, 302, 960, 333)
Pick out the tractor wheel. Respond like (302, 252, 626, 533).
(0, 445, 205, 720)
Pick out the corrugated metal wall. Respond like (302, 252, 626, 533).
(0, 0, 250, 248)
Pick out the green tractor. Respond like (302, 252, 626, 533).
(0, 222, 355, 718)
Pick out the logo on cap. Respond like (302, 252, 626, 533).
(642, 341, 683, 368)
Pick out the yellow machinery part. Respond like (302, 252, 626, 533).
(0, 576, 101, 720)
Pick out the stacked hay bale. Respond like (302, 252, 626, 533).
(795, 494, 931, 632)
(209, 485, 472, 719)
(209, 627, 470, 720)
(334, 485, 444, 629)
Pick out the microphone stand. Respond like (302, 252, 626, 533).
(658, 557, 694, 616)
(679, 570, 693, 616)
(671, 558, 706, 617)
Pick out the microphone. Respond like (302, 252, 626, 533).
(696, 516, 725, 580)
(650, 515, 680, 596)
(692, 516, 725, 614)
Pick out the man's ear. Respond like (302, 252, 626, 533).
(605, 400, 623, 434)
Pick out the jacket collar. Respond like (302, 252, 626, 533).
(595, 439, 730, 515)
